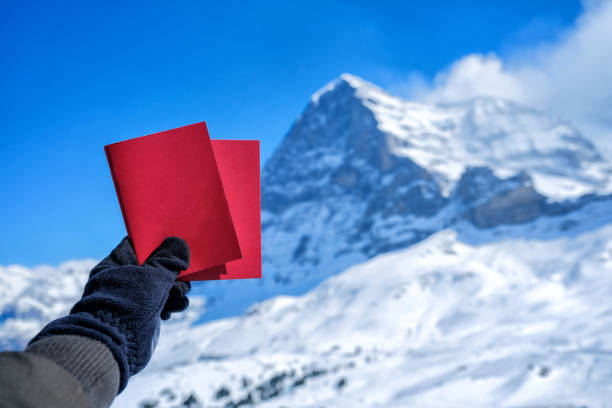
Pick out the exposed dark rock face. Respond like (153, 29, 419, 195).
(465, 186, 546, 228)
(453, 168, 547, 228)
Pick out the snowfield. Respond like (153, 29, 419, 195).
(113, 223, 612, 407)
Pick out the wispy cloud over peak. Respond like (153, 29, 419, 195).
(402, 0, 612, 158)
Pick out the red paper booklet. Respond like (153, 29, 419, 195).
(104, 122, 242, 277)
(185, 140, 261, 280)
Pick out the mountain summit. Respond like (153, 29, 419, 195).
(272, 74, 610, 199)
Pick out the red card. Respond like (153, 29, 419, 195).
(184, 140, 261, 280)
(104, 122, 242, 276)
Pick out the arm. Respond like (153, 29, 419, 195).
(0, 335, 116, 408)
(0, 237, 191, 408)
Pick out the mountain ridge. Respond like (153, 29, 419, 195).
(303, 74, 611, 199)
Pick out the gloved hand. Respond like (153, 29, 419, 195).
(29, 236, 191, 392)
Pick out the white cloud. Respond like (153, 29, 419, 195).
(404, 0, 612, 158)
(420, 54, 526, 103)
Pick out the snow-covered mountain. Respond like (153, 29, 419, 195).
(1, 74, 611, 406)
(201, 73, 612, 321)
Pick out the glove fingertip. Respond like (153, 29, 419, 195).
(161, 237, 190, 263)
(173, 280, 192, 297)
(90, 237, 138, 277)
(145, 237, 191, 272)
(114, 237, 139, 263)
(162, 295, 190, 317)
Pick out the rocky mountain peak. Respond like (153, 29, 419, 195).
(259, 74, 611, 288)
(262, 74, 434, 216)
(310, 73, 382, 103)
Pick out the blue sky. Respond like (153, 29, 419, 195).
(0, 0, 583, 265)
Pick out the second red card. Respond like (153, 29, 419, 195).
(184, 140, 261, 281)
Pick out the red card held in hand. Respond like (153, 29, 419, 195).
(185, 140, 261, 280)
(104, 122, 243, 278)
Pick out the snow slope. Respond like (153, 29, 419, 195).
(113, 221, 612, 407)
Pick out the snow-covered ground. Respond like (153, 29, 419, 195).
(113, 222, 612, 407)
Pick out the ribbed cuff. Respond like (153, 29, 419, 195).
(27, 334, 120, 408)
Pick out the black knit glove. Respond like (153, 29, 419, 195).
(29, 236, 191, 392)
